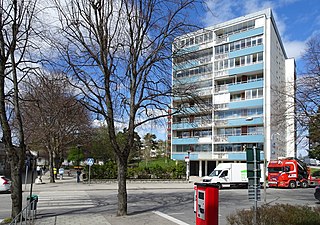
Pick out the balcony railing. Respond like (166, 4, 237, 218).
(214, 70, 229, 77)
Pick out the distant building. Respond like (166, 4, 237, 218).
(171, 8, 296, 176)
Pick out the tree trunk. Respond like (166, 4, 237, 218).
(8, 150, 23, 218)
(117, 156, 128, 216)
(49, 150, 55, 183)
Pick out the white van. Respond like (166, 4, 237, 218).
(202, 163, 264, 189)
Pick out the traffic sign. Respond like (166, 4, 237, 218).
(87, 158, 94, 166)
(185, 156, 190, 162)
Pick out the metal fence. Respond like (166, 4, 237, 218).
(9, 198, 37, 225)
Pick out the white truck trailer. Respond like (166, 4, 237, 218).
(202, 163, 264, 189)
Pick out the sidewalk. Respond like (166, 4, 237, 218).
(31, 174, 197, 225)
(34, 211, 185, 225)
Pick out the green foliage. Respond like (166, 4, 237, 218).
(90, 161, 117, 179)
(117, 129, 142, 162)
(309, 112, 320, 160)
(0, 217, 12, 224)
(227, 204, 320, 225)
(309, 147, 320, 160)
(90, 126, 115, 162)
(67, 146, 85, 165)
(87, 158, 186, 180)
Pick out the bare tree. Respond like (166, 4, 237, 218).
(0, 0, 39, 218)
(46, 0, 201, 216)
(22, 71, 91, 183)
(296, 36, 320, 153)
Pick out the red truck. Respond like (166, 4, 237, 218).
(267, 157, 320, 188)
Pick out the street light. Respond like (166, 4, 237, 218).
(77, 145, 81, 167)
(271, 132, 281, 160)
(185, 151, 190, 182)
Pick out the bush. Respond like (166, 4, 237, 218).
(86, 159, 186, 180)
(90, 161, 117, 179)
(227, 204, 320, 225)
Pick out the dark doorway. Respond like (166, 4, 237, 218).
(207, 161, 216, 175)
(201, 161, 205, 177)
(190, 161, 199, 176)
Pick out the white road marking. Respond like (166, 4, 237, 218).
(153, 211, 190, 225)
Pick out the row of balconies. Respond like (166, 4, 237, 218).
(173, 98, 263, 115)
(172, 116, 263, 130)
(171, 133, 264, 145)
(173, 77, 263, 100)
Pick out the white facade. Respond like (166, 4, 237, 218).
(171, 8, 296, 176)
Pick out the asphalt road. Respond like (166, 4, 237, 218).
(1, 183, 319, 225)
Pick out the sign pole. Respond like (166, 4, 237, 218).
(86, 158, 94, 185)
(24, 164, 28, 191)
(89, 164, 91, 186)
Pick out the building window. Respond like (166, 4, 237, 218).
(214, 35, 263, 56)
(245, 88, 263, 99)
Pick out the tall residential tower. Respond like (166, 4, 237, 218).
(171, 9, 296, 176)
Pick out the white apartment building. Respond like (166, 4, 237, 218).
(170, 8, 296, 176)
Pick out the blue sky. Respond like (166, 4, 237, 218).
(199, 0, 320, 72)
(147, 0, 320, 144)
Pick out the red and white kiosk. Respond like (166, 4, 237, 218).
(194, 183, 219, 225)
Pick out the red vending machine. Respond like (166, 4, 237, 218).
(194, 182, 219, 225)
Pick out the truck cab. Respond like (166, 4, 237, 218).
(267, 158, 308, 188)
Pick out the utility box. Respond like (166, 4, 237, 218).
(194, 183, 219, 225)
(27, 194, 38, 210)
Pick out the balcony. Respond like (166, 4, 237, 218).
(173, 56, 213, 71)
(228, 79, 263, 93)
(172, 136, 212, 145)
(226, 116, 263, 126)
(228, 27, 264, 42)
(215, 84, 228, 93)
(196, 88, 212, 97)
(214, 70, 229, 78)
(173, 104, 213, 115)
(172, 122, 200, 130)
(228, 134, 264, 143)
(229, 98, 263, 109)
(229, 62, 263, 76)
(173, 73, 212, 85)
(171, 153, 199, 161)
(214, 133, 264, 143)
(228, 45, 264, 59)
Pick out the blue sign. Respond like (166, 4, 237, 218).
(87, 158, 94, 166)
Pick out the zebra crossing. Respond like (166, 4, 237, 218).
(36, 190, 96, 211)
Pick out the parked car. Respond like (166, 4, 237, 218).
(0, 175, 11, 192)
(314, 185, 320, 201)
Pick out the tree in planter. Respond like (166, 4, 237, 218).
(47, 0, 202, 216)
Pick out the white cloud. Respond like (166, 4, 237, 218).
(243, 0, 274, 15)
(203, 0, 275, 27)
(283, 40, 306, 60)
(203, 0, 241, 26)
(202, 0, 310, 61)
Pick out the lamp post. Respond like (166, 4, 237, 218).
(186, 151, 190, 182)
(271, 132, 280, 160)
(76, 145, 82, 183)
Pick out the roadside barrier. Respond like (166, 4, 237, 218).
(9, 196, 38, 225)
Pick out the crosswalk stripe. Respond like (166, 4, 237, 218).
(36, 191, 95, 211)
